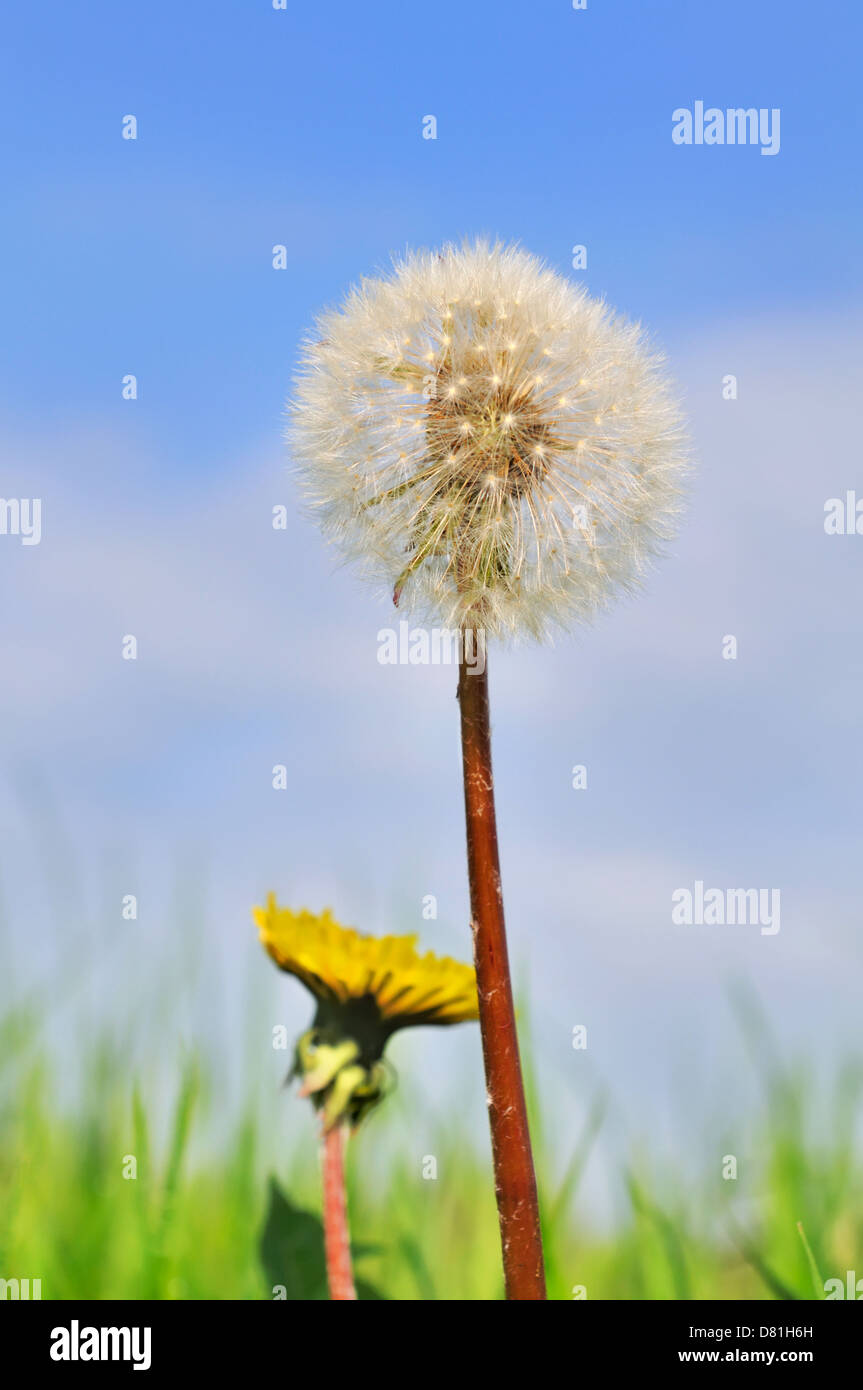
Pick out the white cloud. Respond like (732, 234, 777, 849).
(2, 311, 862, 1156)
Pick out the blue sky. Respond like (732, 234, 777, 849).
(1, 0, 859, 472)
(1, 1, 861, 1203)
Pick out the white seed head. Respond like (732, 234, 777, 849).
(289, 241, 690, 641)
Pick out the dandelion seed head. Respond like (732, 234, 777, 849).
(290, 240, 690, 641)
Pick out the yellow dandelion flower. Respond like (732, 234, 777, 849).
(253, 894, 478, 1128)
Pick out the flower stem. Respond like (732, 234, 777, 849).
(320, 1121, 357, 1301)
(457, 648, 547, 1300)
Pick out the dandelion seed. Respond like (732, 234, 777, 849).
(288, 239, 691, 1301)
(290, 241, 687, 641)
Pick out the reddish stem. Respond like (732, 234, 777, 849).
(458, 649, 547, 1300)
(320, 1121, 357, 1301)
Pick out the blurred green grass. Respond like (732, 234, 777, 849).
(1, 985, 860, 1300)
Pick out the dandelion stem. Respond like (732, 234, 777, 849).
(457, 647, 547, 1300)
(320, 1121, 357, 1301)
